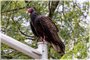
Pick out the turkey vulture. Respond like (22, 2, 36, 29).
(27, 8, 65, 56)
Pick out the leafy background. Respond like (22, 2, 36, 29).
(1, 0, 90, 59)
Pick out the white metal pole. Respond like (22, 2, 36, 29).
(0, 32, 41, 59)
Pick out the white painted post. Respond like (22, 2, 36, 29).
(37, 42, 48, 60)
(0, 32, 41, 59)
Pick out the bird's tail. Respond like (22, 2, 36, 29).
(51, 33, 65, 56)
(44, 30, 65, 56)
(51, 40, 65, 56)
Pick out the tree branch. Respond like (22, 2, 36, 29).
(11, 16, 35, 39)
(1, 7, 26, 13)
(48, 1, 59, 18)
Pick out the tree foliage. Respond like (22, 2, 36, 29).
(1, 0, 89, 59)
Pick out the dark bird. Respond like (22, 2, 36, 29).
(27, 8, 65, 56)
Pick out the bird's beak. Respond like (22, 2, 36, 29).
(26, 11, 31, 15)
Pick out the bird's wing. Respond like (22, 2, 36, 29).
(35, 16, 59, 40)
(36, 16, 58, 33)
(47, 17, 59, 32)
(35, 16, 65, 54)
(30, 22, 39, 37)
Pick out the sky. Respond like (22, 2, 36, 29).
(76, 0, 90, 26)
(76, 0, 89, 3)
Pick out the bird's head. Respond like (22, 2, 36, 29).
(27, 8, 34, 14)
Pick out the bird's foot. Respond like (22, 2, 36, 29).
(40, 36, 46, 44)
(42, 36, 45, 44)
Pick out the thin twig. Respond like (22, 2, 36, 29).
(1, 7, 26, 13)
